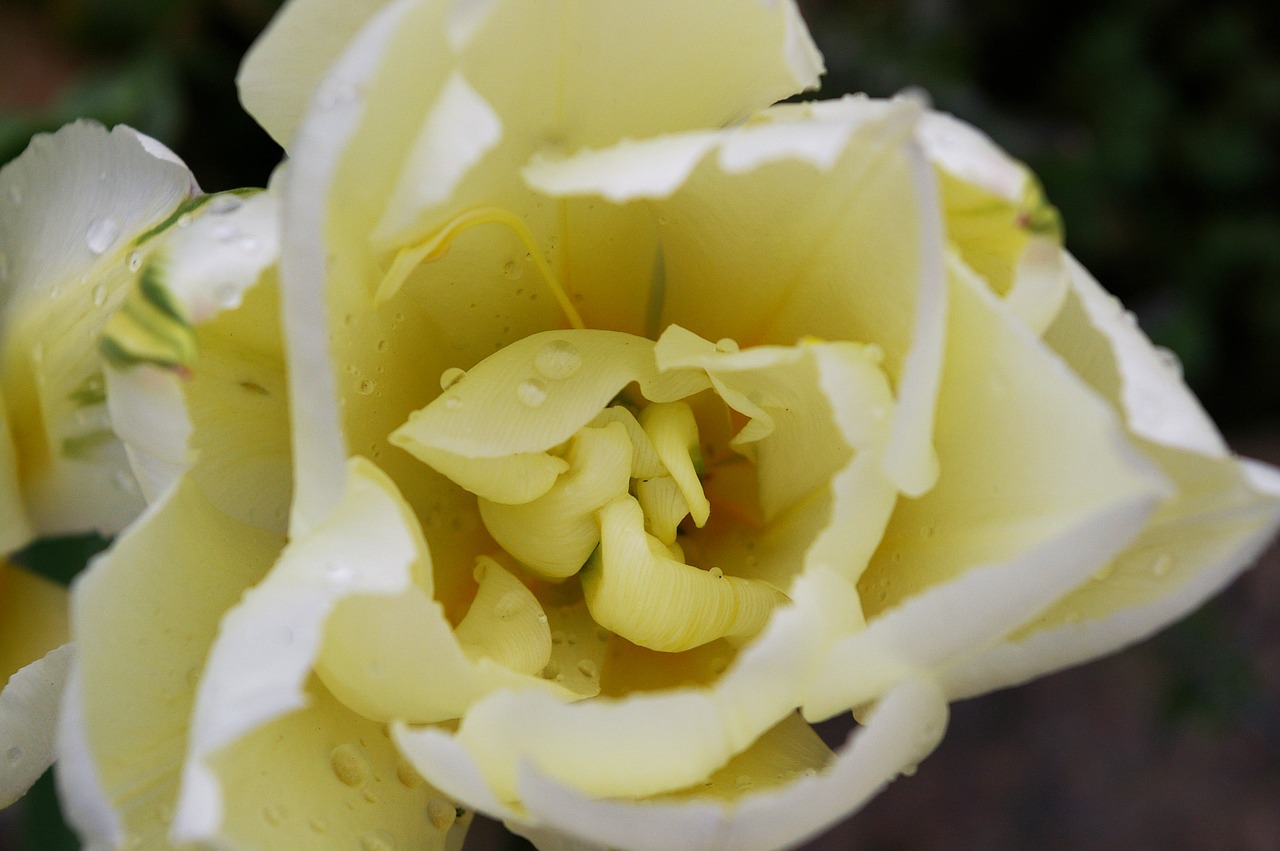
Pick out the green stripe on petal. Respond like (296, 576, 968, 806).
(99, 261, 199, 372)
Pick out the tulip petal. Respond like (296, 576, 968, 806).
(502, 678, 947, 851)
(939, 444, 1280, 698)
(0, 643, 72, 808)
(56, 477, 282, 849)
(1044, 254, 1228, 457)
(803, 256, 1169, 719)
(176, 676, 472, 850)
(0, 121, 195, 536)
(0, 393, 32, 555)
(524, 97, 947, 497)
(0, 563, 68, 686)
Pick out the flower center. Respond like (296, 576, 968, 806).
(392, 327, 790, 654)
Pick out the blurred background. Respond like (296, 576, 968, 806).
(1, 0, 1278, 848)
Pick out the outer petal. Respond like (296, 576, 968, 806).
(803, 256, 1169, 719)
(0, 562, 68, 685)
(0, 643, 72, 807)
(56, 478, 283, 850)
(935, 253, 1280, 695)
(420, 678, 946, 851)
(0, 121, 195, 536)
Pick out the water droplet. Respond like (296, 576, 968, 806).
(213, 222, 240, 243)
(541, 661, 560, 679)
(426, 797, 457, 831)
(576, 659, 597, 678)
(85, 216, 120, 255)
(363, 790, 379, 803)
(214, 283, 240, 309)
(262, 804, 286, 826)
(920, 525, 935, 540)
(358, 379, 377, 395)
(502, 260, 523, 280)
(6, 746, 23, 765)
(396, 758, 423, 788)
(376, 338, 388, 352)
(361, 829, 398, 851)
(863, 344, 884, 365)
(325, 562, 354, 585)
(551, 630, 566, 645)
(735, 774, 753, 790)
(494, 591, 523, 620)
(657, 215, 670, 226)
(177, 213, 193, 228)
(308, 817, 329, 834)
(8, 184, 22, 205)
(710, 657, 728, 675)
(516, 378, 548, 407)
(1152, 553, 1174, 577)
(206, 195, 242, 215)
(536, 612, 548, 624)
(901, 763, 918, 777)
(534, 340, 582, 379)
(708, 567, 724, 579)
(439, 367, 466, 391)
(714, 338, 739, 353)
(91, 283, 106, 306)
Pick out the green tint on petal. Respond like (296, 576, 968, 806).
(479, 423, 632, 578)
(99, 261, 199, 371)
(57, 478, 282, 849)
(582, 497, 787, 653)
(0, 122, 195, 536)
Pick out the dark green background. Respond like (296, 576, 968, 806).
(2, 0, 1277, 848)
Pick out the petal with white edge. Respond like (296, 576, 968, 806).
(525, 97, 946, 497)
(1044, 253, 1228, 457)
(505, 678, 947, 851)
(56, 477, 282, 849)
(0, 643, 72, 807)
(0, 121, 195, 536)
(939, 442, 1280, 698)
(804, 256, 1169, 719)
(174, 676, 473, 850)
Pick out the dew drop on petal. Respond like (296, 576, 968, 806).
(395, 758, 423, 788)
(358, 379, 377, 395)
(516, 378, 548, 407)
(534, 340, 582, 379)
(735, 774, 753, 790)
(708, 567, 724, 579)
(1152, 553, 1174, 577)
(85, 216, 120, 255)
(128, 251, 142, 272)
(206, 194, 242, 215)
(494, 591, 523, 620)
(1153, 346, 1183, 380)
(309, 818, 328, 834)
(6, 746, 23, 765)
(502, 260, 523, 280)
(439, 367, 466, 391)
(262, 804, 285, 826)
(714, 338, 739, 353)
(576, 659, 597, 678)
(91, 284, 107, 307)
(426, 797, 457, 831)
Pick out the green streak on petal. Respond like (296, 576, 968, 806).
(66, 373, 107, 407)
(99, 261, 198, 371)
(60, 429, 116, 460)
(131, 188, 261, 247)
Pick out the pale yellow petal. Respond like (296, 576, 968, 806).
(0, 643, 72, 808)
(454, 557, 551, 676)
(55, 478, 282, 849)
(506, 678, 947, 851)
(175, 676, 472, 850)
(0, 563, 68, 685)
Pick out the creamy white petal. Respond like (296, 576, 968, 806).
(56, 478, 282, 849)
(498, 678, 946, 851)
(0, 121, 195, 535)
(0, 643, 72, 807)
